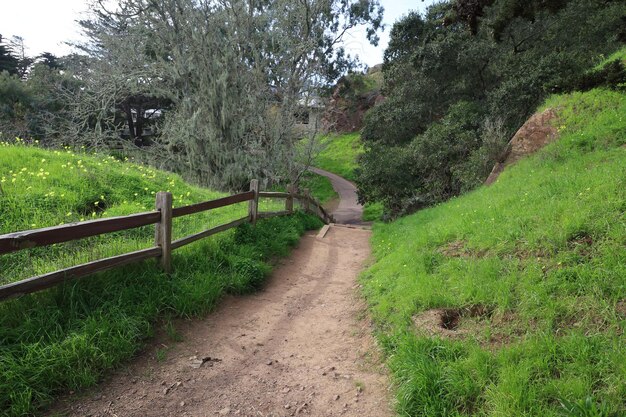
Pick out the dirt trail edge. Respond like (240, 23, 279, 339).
(50, 227, 390, 416)
(309, 167, 363, 224)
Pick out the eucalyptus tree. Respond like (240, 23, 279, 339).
(69, 0, 383, 190)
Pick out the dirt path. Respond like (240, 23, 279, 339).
(50, 224, 389, 417)
(309, 168, 363, 224)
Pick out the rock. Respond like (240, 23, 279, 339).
(218, 407, 231, 415)
(266, 360, 273, 365)
(485, 108, 559, 185)
(190, 359, 204, 368)
(334, 395, 340, 401)
(284, 404, 291, 409)
(191, 356, 221, 368)
(179, 401, 186, 407)
(282, 387, 291, 394)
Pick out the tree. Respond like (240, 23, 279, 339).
(358, 0, 625, 217)
(0, 35, 19, 75)
(66, 0, 383, 190)
(37, 52, 63, 70)
(8, 36, 34, 79)
(0, 71, 32, 138)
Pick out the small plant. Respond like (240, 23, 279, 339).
(165, 319, 183, 343)
(155, 348, 168, 363)
(559, 397, 612, 417)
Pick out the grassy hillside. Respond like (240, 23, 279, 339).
(0, 142, 322, 416)
(315, 133, 362, 182)
(596, 48, 626, 69)
(362, 89, 626, 416)
(300, 171, 337, 204)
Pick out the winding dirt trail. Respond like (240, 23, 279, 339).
(50, 177, 389, 417)
(309, 168, 363, 225)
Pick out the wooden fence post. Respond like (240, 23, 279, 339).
(303, 188, 311, 213)
(155, 191, 173, 273)
(249, 179, 259, 225)
(286, 184, 294, 214)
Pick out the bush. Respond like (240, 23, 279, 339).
(357, 102, 489, 217)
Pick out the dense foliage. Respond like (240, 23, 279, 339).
(356, 0, 625, 217)
(65, 0, 382, 190)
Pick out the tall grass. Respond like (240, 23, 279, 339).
(0, 142, 322, 416)
(362, 88, 626, 416)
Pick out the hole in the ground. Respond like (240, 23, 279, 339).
(440, 309, 461, 330)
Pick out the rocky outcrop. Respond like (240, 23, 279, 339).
(485, 108, 559, 185)
(321, 70, 384, 133)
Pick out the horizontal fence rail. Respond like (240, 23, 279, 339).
(171, 217, 249, 250)
(0, 180, 333, 301)
(172, 191, 254, 218)
(0, 247, 162, 301)
(258, 191, 291, 198)
(0, 211, 161, 255)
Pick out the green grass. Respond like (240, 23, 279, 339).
(0, 141, 322, 416)
(315, 132, 362, 182)
(595, 46, 626, 70)
(362, 201, 384, 222)
(362, 88, 626, 416)
(300, 171, 337, 204)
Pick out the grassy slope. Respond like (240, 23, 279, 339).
(362, 89, 626, 416)
(316, 132, 362, 182)
(596, 48, 626, 69)
(300, 171, 337, 204)
(0, 143, 322, 416)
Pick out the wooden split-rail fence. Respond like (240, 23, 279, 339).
(0, 180, 333, 302)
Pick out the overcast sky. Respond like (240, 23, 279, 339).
(0, 0, 436, 67)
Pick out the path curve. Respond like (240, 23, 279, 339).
(309, 167, 363, 224)
(49, 230, 389, 417)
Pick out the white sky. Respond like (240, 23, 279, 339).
(0, 0, 436, 66)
